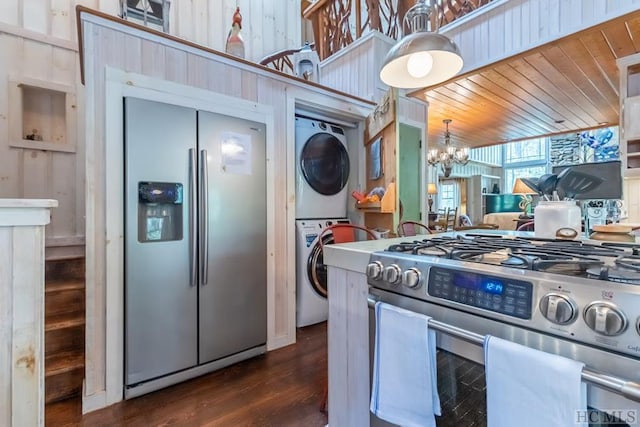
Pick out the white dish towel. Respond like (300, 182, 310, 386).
(370, 301, 441, 427)
(484, 335, 587, 427)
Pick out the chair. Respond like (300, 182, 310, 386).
(431, 207, 454, 231)
(443, 207, 458, 231)
(517, 221, 535, 232)
(396, 220, 433, 237)
(318, 223, 379, 249)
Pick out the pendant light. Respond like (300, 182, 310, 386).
(379, 0, 463, 89)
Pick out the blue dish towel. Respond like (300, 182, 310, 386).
(484, 335, 587, 427)
(370, 302, 441, 427)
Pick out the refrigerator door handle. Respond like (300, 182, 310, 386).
(199, 149, 209, 286)
(189, 148, 197, 287)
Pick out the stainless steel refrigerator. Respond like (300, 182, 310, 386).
(124, 97, 267, 398)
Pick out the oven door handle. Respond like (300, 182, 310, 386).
(367, 294, 640, 403)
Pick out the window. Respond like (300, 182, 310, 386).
(438, 181, 459, 210)
(503, 138, 548, 191)
(504, 139, 547, 164)
(504, 166, 547, 193)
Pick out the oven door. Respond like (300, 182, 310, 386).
(368, 290, 486, 427)
(368, 288, 636, 427)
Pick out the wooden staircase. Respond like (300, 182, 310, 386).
(45, 256, 85, 404)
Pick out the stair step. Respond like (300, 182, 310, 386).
(46, 326, 84, 355)
(45, 280, 84, 293)
(45, 282, 85, 316)
(45, 313, 84, 332)
(46, 352, 84, 377)
(45, 352, 84, 404)
(45, 256, 85, 283)
(45, 367, 83, 404)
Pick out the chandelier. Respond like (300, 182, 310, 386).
(427, 119, 469, 177)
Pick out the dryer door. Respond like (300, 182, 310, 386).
(306, 233, 334, 298)
(300, 133, 350, 196)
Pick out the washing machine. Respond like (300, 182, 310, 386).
(296, 218, 350, 327)
(295, 116, 350, 219)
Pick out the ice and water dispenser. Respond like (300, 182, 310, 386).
(137, 182, 183, 242)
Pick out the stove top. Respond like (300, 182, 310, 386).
(385, 233, 640, 284)
(366, 232, 640, 358)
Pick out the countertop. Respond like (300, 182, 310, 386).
(323, 235, 412, 273)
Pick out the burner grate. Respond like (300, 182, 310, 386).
(385, 234, 640, 282)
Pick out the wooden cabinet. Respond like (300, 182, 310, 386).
(359, 90, 425, 236)
(359, 96, 398, 234)
(617, 54, 640, 176)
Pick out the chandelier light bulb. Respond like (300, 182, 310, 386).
(428, 119, 470, 175)
(406, 51, 433, 79)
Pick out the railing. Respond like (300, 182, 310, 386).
(259, 43, 316, 75)
(303, 0, 493, 61)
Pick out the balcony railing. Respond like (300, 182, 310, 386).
(302, 0, 493, 61)
(260, 0, 492, 75)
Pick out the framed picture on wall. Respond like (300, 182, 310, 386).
(369, 136, 383, 180)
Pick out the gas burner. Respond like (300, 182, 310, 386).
(615, 255, 640, 271)
(586, 255, 640, 284)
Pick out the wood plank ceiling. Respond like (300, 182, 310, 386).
(407, 9, 640, 150)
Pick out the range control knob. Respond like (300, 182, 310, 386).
(584, 302, 627, 336)
(401, 268, 422, 289)
(366, 261, 383, 280)
(382, 264, 402, 285)
(539, 293, 577, 325)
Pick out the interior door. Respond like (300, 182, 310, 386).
(399, 124, 422, 222)
(197, 110, 267, 364)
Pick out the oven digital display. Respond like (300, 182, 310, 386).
(428, 267, 533, 319)
(481, 280, 504, 295)
(451, 272, 505, 295)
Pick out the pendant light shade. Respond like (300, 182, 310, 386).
(380, 0, 463, 89)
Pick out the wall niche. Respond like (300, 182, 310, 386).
(9, 77, 76, 153)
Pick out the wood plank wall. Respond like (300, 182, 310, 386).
(0, 0, 302, 252)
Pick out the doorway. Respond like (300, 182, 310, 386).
(398, 124, 422, 222)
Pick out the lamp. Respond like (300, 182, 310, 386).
(427, 119, 469, 178)
(427, 183, 437, 212)
(512, 178, 537, 215)
(379, 0, 463, 89)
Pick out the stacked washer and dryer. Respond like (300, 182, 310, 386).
(295, 116, 351, 327)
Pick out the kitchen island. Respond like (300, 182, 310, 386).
(322, 230, 640, 426)
(323, 235, 410, 427)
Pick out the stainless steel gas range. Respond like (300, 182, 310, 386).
(367, 231, 640, 426)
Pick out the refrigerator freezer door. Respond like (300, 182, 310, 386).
(197, 111, 267, 363)
(124, 98, 198, 386)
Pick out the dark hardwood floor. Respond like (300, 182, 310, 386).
(46, 323, 328, 427)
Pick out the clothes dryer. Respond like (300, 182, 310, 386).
(296, 218, 350, 327)
(295, 116, 350, 219)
